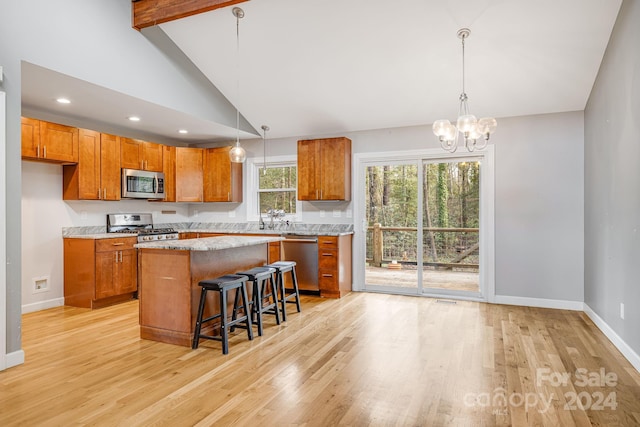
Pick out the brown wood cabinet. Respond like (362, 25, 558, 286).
(64, 237, 138, 308)
(175, 147, 203, 202)
(63, 130, 121, 200)
(21, 117, 79, 164)
(121, 137, 163, 172)
(203, 146, 242, 202)
(161, 145, 177, 202)
(317, 235, 352, 298)
(297, 137, 351, 201)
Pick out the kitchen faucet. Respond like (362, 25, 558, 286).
(266, 208, 285, 229)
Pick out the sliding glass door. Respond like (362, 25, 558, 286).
(358, 148, 493, 300)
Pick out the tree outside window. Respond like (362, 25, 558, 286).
(257, 165, 297, 214)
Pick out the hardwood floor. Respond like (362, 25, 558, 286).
(1, 293, 639, 426)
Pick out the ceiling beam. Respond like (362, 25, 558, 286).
(132, 0, 249, 30)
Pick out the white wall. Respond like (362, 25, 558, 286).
(20, 161, 190, 312)
(584, 0, 640, 356)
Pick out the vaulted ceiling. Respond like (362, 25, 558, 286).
(22, 0, 622, 143)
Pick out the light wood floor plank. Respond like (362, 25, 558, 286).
(1, 294, 639, 426)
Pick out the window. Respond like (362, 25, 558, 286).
(257, 164, 297, 214)
(247, 156, 301, 221)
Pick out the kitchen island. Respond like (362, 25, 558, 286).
(135, 235, 283, 346)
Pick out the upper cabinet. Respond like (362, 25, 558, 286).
(297, 137, 351, 201)
(121, 137, 163, 172)
(175, 147, 203, 202)
(21, 117, 79, 164)
(161, 145, 177, 203)
(203, 146, 242, 202)
(63, 130, 121, 201)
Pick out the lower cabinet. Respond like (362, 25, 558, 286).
(318, 235, 352, 298)
(64, 237, 138, 308)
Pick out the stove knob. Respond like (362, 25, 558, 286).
(158, 235, 164, 240)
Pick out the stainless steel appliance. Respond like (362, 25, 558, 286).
(106, 213, 178, 242)
(281, 235, 319, 292)
(121, 168, 166, 199)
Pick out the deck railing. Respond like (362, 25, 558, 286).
(366, 224, 479, 270)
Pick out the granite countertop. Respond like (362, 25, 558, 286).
(63, 232, 138, 240)
(63, 222, 354, 239)
(134, 235, 283, 251)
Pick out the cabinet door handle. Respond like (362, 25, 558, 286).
(43, 146, 47, 158)
(112, 242, 124, 246)
(321, 253, 333, 256)
(228, 192, 230, 201)
(316, 189, 319, 199)
(114, 252, 118, 263)
(36, 145, 40, 157)
(98, 189, 102, 199)
(322, 274, 333, 278)
(119, 251, 123, 263)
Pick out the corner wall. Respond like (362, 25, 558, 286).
(584, 0, 640, 358)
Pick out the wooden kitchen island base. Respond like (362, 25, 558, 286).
(137, 236, 281, 347)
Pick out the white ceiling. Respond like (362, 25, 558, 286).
(22, 0, 622, 143)
(161, 0, 622, 140)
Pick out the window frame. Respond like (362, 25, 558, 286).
(246, 155, 302, 223)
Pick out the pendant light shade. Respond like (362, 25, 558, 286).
(229, 143, 246, 163)
(433, 28, 497, 153)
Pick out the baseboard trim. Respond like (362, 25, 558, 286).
(493, 295, 583, 311)
(5, 350, 25, 369)
(584, 304, 640, 372)
(22, 297, 64, 314)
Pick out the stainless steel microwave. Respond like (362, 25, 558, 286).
(121, 168, 165, 199)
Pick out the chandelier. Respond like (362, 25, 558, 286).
(229, 6, 247, 163)
(432, 28, 497, 153)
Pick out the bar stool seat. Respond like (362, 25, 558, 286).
(192, 274, 253, 355)
(235, 266, 280, 336)
(266, 261, 301, 322)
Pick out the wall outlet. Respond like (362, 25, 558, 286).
(333, 209, 341, 218)
(33, 276, 49, 294)
(319, 210, 325, 218)
(620, 303, 625, 320)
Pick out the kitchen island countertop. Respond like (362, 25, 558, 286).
(134, 235, 283, 251)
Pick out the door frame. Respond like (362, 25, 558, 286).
(353, 146, 495, 302)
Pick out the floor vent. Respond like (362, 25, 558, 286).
(435, 299, 457, 304)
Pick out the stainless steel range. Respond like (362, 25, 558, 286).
(106, 213, 179, 242)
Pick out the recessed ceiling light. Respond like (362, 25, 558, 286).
(178, 129, 188, 134)
(128, 116, 141, 122)
(56, 97, 71, 104)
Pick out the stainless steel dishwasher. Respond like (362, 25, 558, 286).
(280, 235, 319, 292)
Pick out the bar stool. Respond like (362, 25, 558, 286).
(234, 266, 280, 336)
(266, 261, 301, 321)
(192, 274, 253, 355)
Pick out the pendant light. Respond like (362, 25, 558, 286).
(432, 28, 497, 153)
(229, 6, 247, 163)
(261, 125, 270, 175)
